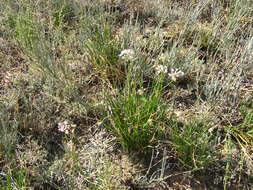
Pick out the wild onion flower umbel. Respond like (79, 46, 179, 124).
(153, 64, 185, 81)
(168, 68, 185, 82)
(58, 120, 76, 135)
(119, 49, 135, 61)
(153, 64, 168, 75)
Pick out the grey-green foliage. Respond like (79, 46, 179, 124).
(9, 0, 85, 105)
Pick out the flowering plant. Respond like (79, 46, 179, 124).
(58, 120, 76, 135)
(168, 68, 185, 82)
(119, 49, 135, 61)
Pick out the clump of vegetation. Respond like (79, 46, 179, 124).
(170, 120, 215, 169)
(107, 78, 168, 150)
(0, 0, 252, 189)
(84, 23, 123, 85)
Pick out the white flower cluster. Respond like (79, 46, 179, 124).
(119, 49, 135, 61)
(153, 64, 185, 82)
(168, 68, 185, 82)
(58, 120, 76, 135)
(153, 64, 168, 75)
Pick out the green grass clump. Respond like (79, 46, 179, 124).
(52, 0, 78, 28)
(107, 79, 167, 151)
(170, 120, 215, 169)
(0, 169, 28, 190)
(85, 23, 123, 85)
